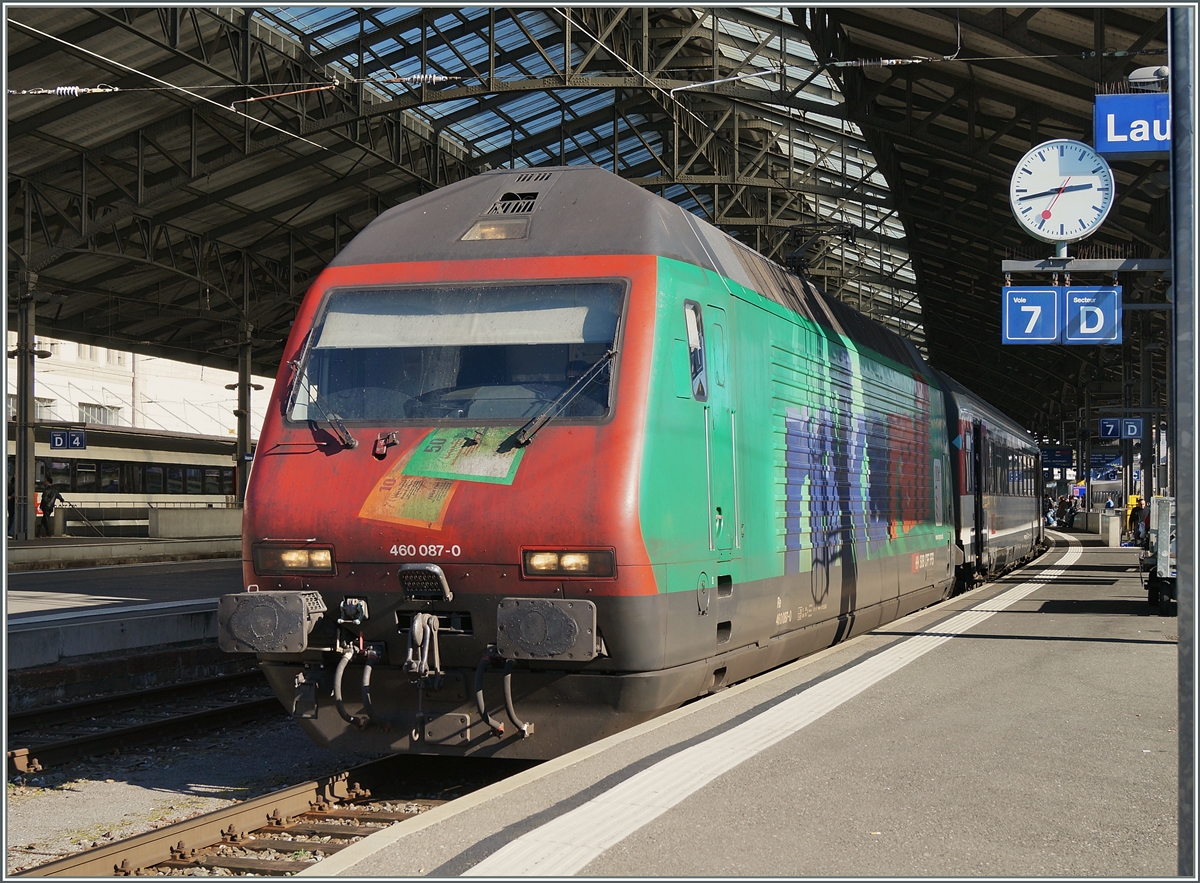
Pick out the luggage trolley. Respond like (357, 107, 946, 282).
(1142, 496, 1177, 616)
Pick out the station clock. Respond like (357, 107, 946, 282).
(1008, 139, 1116, 243)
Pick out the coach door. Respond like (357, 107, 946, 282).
(704, 304, 737, 560)
(973, 422, 988, 572)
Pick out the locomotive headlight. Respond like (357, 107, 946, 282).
(279, 550, 309, 568)
(254, 544, 336, 575)
(522, 549, 615, 578)
(526, 552, 561, 572)
(559, 553, 591, 572)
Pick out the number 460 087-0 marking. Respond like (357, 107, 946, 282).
(390, 543, 462, 558)
(1020, 304, 1042, 334)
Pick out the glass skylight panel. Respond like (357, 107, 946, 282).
(261, 6, 920, 340)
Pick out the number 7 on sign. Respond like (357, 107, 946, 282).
(1002, 287, 1060, 345)
(1021, 304, 1041, 334)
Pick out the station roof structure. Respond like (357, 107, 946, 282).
(6, 6, 1172, 443)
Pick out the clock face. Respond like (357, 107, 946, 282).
(1009, 139, 1116, 243)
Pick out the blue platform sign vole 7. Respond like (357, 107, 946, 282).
(1095, 93, 1170, 160)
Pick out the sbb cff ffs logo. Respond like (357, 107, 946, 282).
(912, 551, 937, 573)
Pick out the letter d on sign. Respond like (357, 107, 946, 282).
(1079, 306, 1104, 334)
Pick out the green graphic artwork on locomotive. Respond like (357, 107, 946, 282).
(639, 256, 949, 602)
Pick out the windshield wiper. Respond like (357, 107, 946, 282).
(288, 360, 358, 449)
(512, 349, 617, 447)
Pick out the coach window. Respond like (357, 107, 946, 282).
(220, 468, 235, 495)
(123, 463, 143, 494)
(167, 466, 183, 494)
(204, 468, 222, 495)
(101, 463, 120, 493)
(47, 460, 71, 491)
(76, 462, 98, 493)
(683, 301, 708, 401)
(145, 465, 164, 494)
(185, 467, 203, 495)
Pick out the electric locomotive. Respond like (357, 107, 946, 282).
(220, 165, 980, 758)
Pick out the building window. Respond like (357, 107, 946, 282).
(107, 350, 126, 367)
(7, 396, 56, 419)
(79, 402, 121, 425)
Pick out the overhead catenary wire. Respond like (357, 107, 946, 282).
(830, 46, 1168, 68)
(10, 73, 464, 99)
(7, 18, 328, 151)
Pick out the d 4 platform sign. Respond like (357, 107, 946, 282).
(49, 429, 87, 450)
(1001, 286, 1122, 345)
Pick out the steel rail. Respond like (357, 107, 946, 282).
(7, 670, 266, 733)
(8, 696, 285, 777)
(15, 757, 412, 877)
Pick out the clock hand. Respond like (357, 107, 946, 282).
(1040, 177, 1072, 220)
(1041, 176, 1070, 209)
(1016, 182, 1094, 201)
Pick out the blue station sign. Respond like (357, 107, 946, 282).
(1094, 93, 1170, 161)
(1002, 287, 1059, 344)
(1063, 287, 1122, 344)
(49, 429, 87, 450)
(1098, 419, 1142, 439)
(1002, 286, 1122, 345)
(1040, 447, 1074, 468)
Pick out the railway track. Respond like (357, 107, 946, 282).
(15, 754, 536, 877)
(7, 672, 284, 778)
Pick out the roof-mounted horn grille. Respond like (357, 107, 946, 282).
(514, 171, 554, 183)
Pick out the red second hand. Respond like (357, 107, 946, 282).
(1041, 177, 1071, 220)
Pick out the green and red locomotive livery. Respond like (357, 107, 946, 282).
(219, 165, 1036, 759)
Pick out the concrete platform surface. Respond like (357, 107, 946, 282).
(7, 559, 243, 669)
(6, 535, 239, 572)
(306, 532, 1179, 878)
(6, 558, 243, 616)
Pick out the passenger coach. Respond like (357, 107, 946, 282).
(219, 165, 1038, 758)
(936, 372, 1044, 587)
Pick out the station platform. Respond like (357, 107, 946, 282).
(305, 531, 1179, 878)
(7, 557, 243, 671)
(6, 535, 240, 572)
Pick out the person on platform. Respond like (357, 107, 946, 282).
(1055, 496, 1070, 528)
(37, 479, 63, 538)
(1129, 497, 1146, 543)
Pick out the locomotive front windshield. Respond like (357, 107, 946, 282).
(289, 281, 625, 423)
